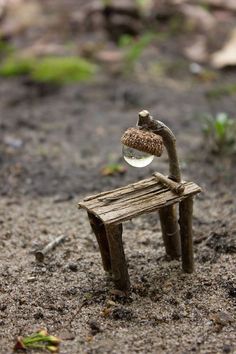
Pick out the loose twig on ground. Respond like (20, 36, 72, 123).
(35, 235, 66, 262)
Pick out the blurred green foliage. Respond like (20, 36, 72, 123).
(0, 56, 96, 84)
(206, 83, 236, 99)
(119, 32, 154, 71)
(202, 112, 236, 154)
(32, 57, 96, 83)
(0, 40, 14, 55)
(0, 57, 34, 76)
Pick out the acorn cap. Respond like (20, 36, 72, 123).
(121, 127, 164, 157)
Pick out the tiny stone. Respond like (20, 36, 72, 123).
(172, 311, 181, 321)
(111, 307, 134, 321)
(223, 344, 232, 353)
(68, 263, 78, 272)
(67, 287, 78, 296)
(228, 287, 236, 298)
(88, 320, 101, 335)
(185, 291, 193, 299)
(34, 310, 44, 319)
(0, 304, 7, 311)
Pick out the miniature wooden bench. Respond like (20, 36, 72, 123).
(78, 174, 201, 291)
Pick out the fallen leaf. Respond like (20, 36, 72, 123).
(100, 163, 127, 176)
(180, 4, 216, 31)
(211, 28, 236, 68)
(205, 0, 236, 11)
(0, 0, 43, 37)
(184, 36, 208, 63)
(95, 49, 124, 64)
(101, 307, 112, 318)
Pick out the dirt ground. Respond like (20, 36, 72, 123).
(0, 1, 236, 353)
(0, 71, 235, 354)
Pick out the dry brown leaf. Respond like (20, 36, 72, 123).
(184, 36, 208, 63)
(211, 28, 236, 68)
(95, 49, 124, 64)
(100, 307, 112, 318)
(21, 42, 68, 58)
(205, 0, 236, 11)
(180, 4, 216, 31)
(100, 163, 127, 176)
(0, 0, 43, 37)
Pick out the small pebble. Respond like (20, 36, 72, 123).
(228, 287, 236, 298)
(88, 320, 101, 336)
(111, 307, 134, 321)
(223, 344, 232, 353)
(68, 263, 78, 272)
(34, 310, 44, 319)
(0, 304, 7, 311)
(67, 287, 78, 296)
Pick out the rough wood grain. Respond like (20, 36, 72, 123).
(159, 205, 181, 258)
(78, 177, 201, 225)
(153, 172, 185, 194)
(87, 212, 111, 272)
(179, 196, 194, 273)
(106, 223, 130, 291)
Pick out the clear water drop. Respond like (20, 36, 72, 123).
(122, 145, 154, 168)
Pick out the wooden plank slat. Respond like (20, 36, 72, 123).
(78, 177, 201, 225)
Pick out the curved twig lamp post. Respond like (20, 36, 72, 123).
(78, 110, 201, 291)
(121, 110, 182, 259)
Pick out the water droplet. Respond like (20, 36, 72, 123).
(122, 145, 154, 168)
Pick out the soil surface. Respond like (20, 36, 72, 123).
(0, 72, 235, 354)
(0, 1, 236, 352)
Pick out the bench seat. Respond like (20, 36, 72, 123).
(78, 176, 201, 225)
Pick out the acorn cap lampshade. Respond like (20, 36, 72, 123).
(121, 127, 164, 157)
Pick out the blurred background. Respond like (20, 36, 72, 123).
(0, 3, 236, 353)
(0, 0, 236, 197)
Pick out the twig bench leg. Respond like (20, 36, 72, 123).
(88, 212, 111, 272)
(159, 205, 181, 259)
(105, 223, 130, 291)
(179, 196, 194, 273)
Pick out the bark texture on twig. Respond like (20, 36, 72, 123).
(138, 110, 182, 258)
(88, 212, 111, 272)
(138, 110, 181, 182)
(35, 234, 66, 262)
(153, 172, 185, 194)
(79, 177, 201, 225)
(159, 205, 181, 258)
(105, 223, 130, 291)
(179, 196, 194, 273)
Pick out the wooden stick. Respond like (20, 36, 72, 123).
(179, 196, 194, 273)
(159, 206, 181, 259)
(35, 235, 66, 262)
(138, 110, 181, 183)
(88, 212, 111, 272)
(153, 172, 185, 194)
(105, 223, 130, 291)
(138, 111, 182, 259)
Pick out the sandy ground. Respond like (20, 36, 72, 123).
(0, 73, 235, 353)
